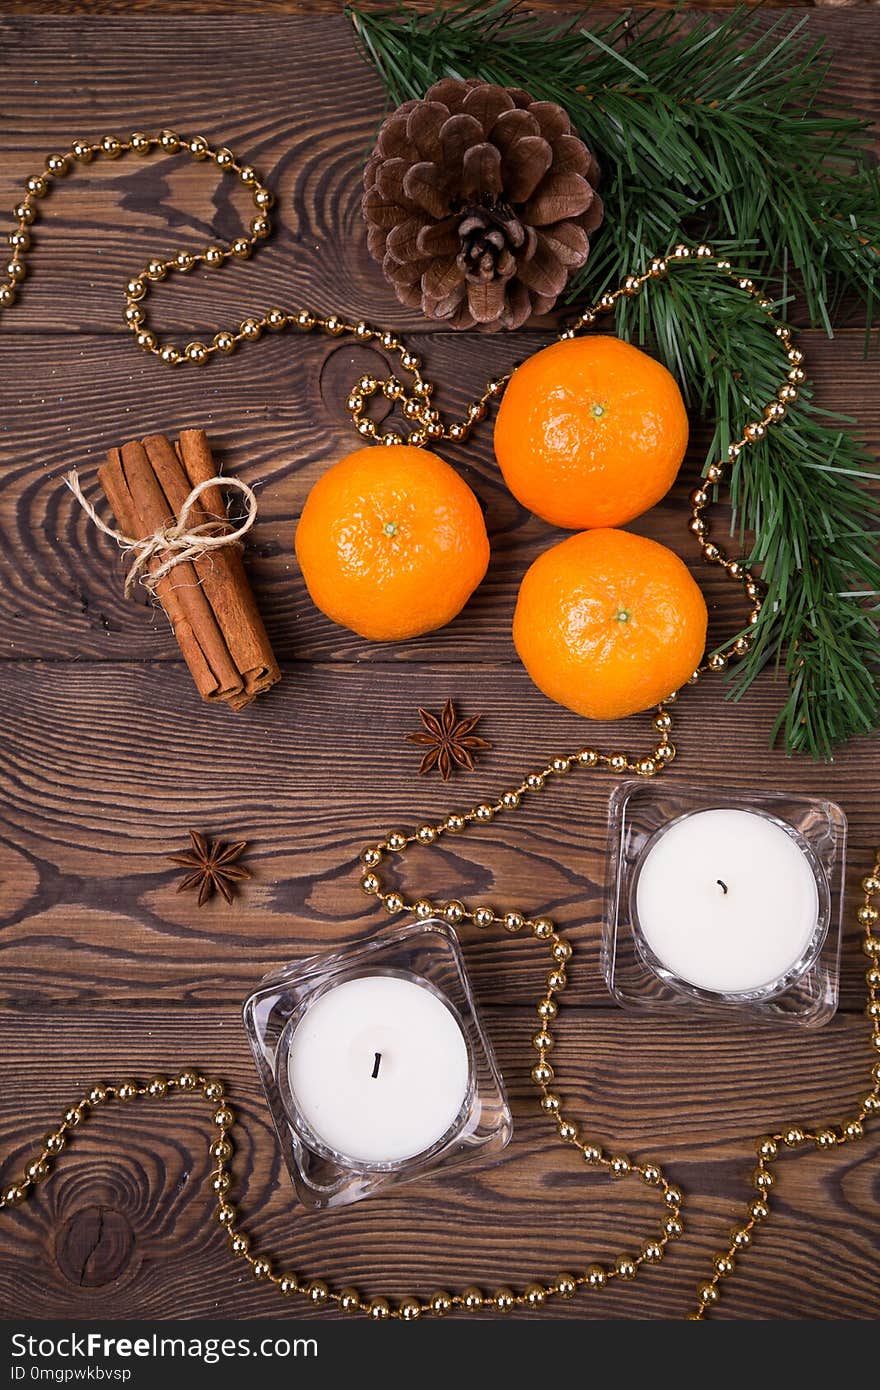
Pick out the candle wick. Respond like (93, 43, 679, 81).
(371, 1052, 382, 1079)
(717, 879, 729, 895)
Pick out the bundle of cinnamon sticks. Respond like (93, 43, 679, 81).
(99, 429, 280, 711)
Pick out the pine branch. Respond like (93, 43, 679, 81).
(348, 1, 880, 759)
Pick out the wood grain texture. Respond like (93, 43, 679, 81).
(0, 660, 877, 1012)
(0, 5, 878, 1323)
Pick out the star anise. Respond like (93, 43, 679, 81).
(169, 830, 251, 907)
(406, 698, 491, 781)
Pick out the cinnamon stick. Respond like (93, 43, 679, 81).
(97, 431, 280, 711)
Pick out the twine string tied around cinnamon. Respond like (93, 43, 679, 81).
(64, 470, 259, 597)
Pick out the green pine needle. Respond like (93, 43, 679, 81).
(348, 1, 880, 759)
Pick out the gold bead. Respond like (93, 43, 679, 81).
(185, 341, 209, 365)
(493, 1287, 515, 1313)
(216, 1204, 235, 1226)
(610, 1155, 631, 1178)
(159, 130, 180, 152)
(637, 758, 657, 777)
(585, 1264, 607, 1289)
(383, 892, 404, 915)
(533, 1030, 553, 1052)
(117, 1082, 138, 1102)
(532, 1061, 553, 1085)
(523, 1282, 545, 1309)
(533, 917, 555, 940)
(387, 831, 407, 852)
(582, 1143, 602, 1164)
(858, 904, 878, 926)
(473, 906, 495, 929)
(623, 275, 642, 295)
(399, 1296, 422, 1321)
(240, 318, 262, 341)
(305, 1278, 328, 1302)
(598, 293, 616, 311)
(124, 303, 144, 325)
(295, 309, 316, 330)
(689, 516, 707, 536)
(540, 1092, 561, 1114)
(417, 824, 437, 845)
(7, 261, 26, 282)
(63, 1106, 82, 1126)
(251, 216, 271, 239)
(788, 366, 806, 384)
(862, 875, 880, 895)
(188, 136, 210, 160)
(72, 138, 95, 161)
(214, 1107, 234, 1128)
(9, 229, 30, 252)
(641, 1163, 662, 1185)
(413, 898, 434, 920)
(462, 1287, 483, 1312)
(552, 938, 572, 963)
(866, 1001, 880, 1021)
(47, 153, 71, 176)
(783, 1127, 805, 1147)
(863, 1094, 880, 1114)
(650, 257, 668, 275)
(698, 1282, 719, 1307)
(757, 1137, 777, 1160)
(147, 1077, 168, 1098)
(429, 1291, 452, 1316)
(443, 900, 465, 925)
(340, 1288, 361, 1313)
(325, 315, 344, 336)
(863, 936, 880, 957)
(537, 998, 557, 1021)
(708, 652, 727, 673)
(753, 1167, 774, 1192)
(557, 1119, 577, 1143)
(204, 245, 225, 268)
(211, 1139, 232, 1162)
(44, 1132, 65, 1155)
(27, 1160, 49, 1183)
(714, 1253, 735, 1277)
(231, 237, 251, 258)
(730, 1227, 752, 1250)
(4, 1185, 26, 1205)
(266, 307, 287, 330)
(844, 1120, 864, 1141)
(255, 189, 274, 210)
(279, 1273, 298, 1295)
(230, 1233, 249, 1255)
(501, 790, 520, 809)
(239, 165, 259, 186)
(766, 401, 786, 421)
(526, 773, 545, 791)
(474, 803, 494, 823)
(615, 1255, 637, 1280)
(26, 174, 49, 196)
(444, 813, 466, 833)
(664, 1215, 684, 1240)
(160, 345, 181, 365)
(177, 1070, 198, 1091)
(551, 756, 571, 775)
(360, 872, 380, 895)
(146, 258, 167, 281)
(609, 753, 628, 772)
(642, 1241, 663, 1263)
(664, 1185, 682, 1207)
(213, 331, 235, 354)
(504, 912, 524, 933)
(547, 969, 567, 992)
(0, 285, 14, 308)
(577, 747, 599, 766)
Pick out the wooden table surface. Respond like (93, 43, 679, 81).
(0, 3, 878, 1322)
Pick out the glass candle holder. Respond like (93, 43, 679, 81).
(243, 919, 512, 1207)
(603, 781, 847, 1027)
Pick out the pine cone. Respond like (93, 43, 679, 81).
(363, 77, 603, 331)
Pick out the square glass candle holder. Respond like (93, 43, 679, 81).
(603, 781, 847, 1027)
(243, 919, 512, 1208)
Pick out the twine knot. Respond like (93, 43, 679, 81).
(64, 471, 258, 597)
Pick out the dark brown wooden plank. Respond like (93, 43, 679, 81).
(0, 11, 877, 336)
(0, 1007, 876, 1320)
(0, 659, 876, 1010)
(0, 328, 876, 663)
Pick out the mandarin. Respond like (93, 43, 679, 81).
(494, 336, 689, 529)
(295, 445, 489, 642)
(513, 528, 707, 720)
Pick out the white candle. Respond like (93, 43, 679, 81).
(286, 973, 471, 1166)
(634, 808, 823, 995)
